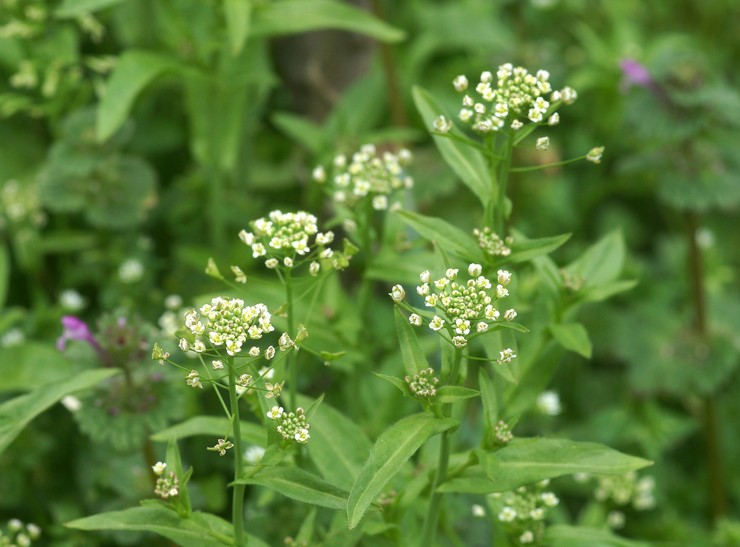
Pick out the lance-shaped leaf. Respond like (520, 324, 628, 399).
(436, 386, 479, 403)
(0, 368, 119, 455)
(483, 438, 652, 491)
(412, 86, 491, 207)
(506, 233, 571, 263)
(150, 416, 265, 446)
(563, 230, 626, 287)
(396, 210, 483, 262)
(545, 524, 650, 547)
(395, 307, 429, 376)
(236, 466, 349, 510)
(549, 322, 592, 359)
(347, 413, 457, 528)
(251, 0, 405, 42)
(223, 0, 253, 55)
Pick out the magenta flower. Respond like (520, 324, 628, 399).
(57, 316, 100, 351)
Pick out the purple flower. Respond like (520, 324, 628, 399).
(57, 316, 100, 351)
(620, 58, 654, 92)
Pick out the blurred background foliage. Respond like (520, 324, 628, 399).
(0, 0, 738, 545)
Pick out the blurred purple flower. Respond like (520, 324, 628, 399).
(57, 316, 100, 351)
(620, 59, 653, 88)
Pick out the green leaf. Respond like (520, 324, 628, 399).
(223, 0, 253, 55)
(549, 323, 592, 359)
(396, 210, 483, 262)
(412, 86, 491, 206)
(545, 524, 650, 547)
(150, 416, 265, 447)
(507, 233, 571, 263)
(347, 413, 457, 529)
(297, 396, 372, 491)
(271, 112, 325, 155)
(484, 438, 652, 491)
(436, 386, 479, 403)
(237, 466, 349, 510)
(97, 50, 184, 141)
(373, 372, 408, 396)
(66, 506, 239, 546)
(251, 0, 405, 42)
(564, 230, 625, 287)
(0, 369, 120, 455)
(0, 244, 8, 309)
(55, 0, 127, 17)
(395, 307, 429, 376)
(578, 280, 638, 303)
(478, 368, 498, 429)
(437, 465, 494, 494)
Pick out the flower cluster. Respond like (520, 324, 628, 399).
(489, 482, 560, 545)
(208, 438, 235, 456)
(446, 64, 577, 134)
(312, 144, 413, 211)
(0, 179, 45, 231)
(592, 471, 656, 511)
(239, 210, 351, 272)
(474, 227, 513, 257)
(266, 406, 311, 444)
(0, 519, 41, 547)
(494, 420, 513, 444)
(405, 368, 440, 398)
(394, 264, 517, 349)
(181, 297, 275, 357)
(154, 469, 179, 499)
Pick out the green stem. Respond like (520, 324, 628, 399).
(227, 357, 247, 546)
(420, 349, 462, 546)
(509, 154, 589, 172)
(285, 268, 297, 410)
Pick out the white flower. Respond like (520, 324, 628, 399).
(541, 492, 559, 506)
(548, 112, 560, 125)
(118, 258, 144, 283)
(476, 321, 489, 333)
(417, 283, 430, 296)
(420, 270, 431, 283)
(390, 284, 406, 302)
(61, 395, 82, 412)
(283, 257, 294, 267)
(587, 146, 605, 164)
(265, 346, 276, 360)
(537, 390, 562, 416)
(607, 510, 625, 529)
(471, 504, 486, 518)
(60, 289, 86, 311)
(312, 165, 326, 183)
(192, 340, 206, 353)
(433, 115, 453, 133)
(265, 258, 278, 269)
(511, 119, 523, 130)
(519, 530, 535, 544)
(480, 70, 493, 83)
(561, 86, 578, 104)
(452, 335, 467, 348)
(152, 462, 167, 476)
(536, 136, 550, 150)
(185, 370, 203, 389)
(244, 445, 266, 464)
(409, 313, 422, 326)
(445, 268, 458, 280)
(294, 428, 310, 443)
(309, 261, 320, 276)
(504, 309, 517, 321)
(497, 269, 512, 285)
(496, 284, 509, 298)
(372, 195, 388, 210)
(468, 263, 482, 276)
(453, 74, 468, 92)
(252, 243, 266, 257)
(266, 406, 284, 419)
(528, 108, 544, 123)
(497, 348, 516, 364)
(0, 328, 24, 348)
(429, 315, 445, 331)
(498, 506, 517, 522)
(178, 338, 190, 352)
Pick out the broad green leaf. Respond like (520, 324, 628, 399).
(347, 413, 457, 529)
(237, 466, 349, 510)
(546, 524, 650, 547)
(223, 0, 253, 55)
(0, 342, 76, 393)
(0, 244, 8, 309)
(484, 438, 652, 491)
(395, 307, 429, 376)
(251, 0, 405, 42)
(55, 0, 127, 17)
(97, 50, 184, 141)
(0, 369, 120, 455)
(564, 230, 625, 287)
(437, 465, 495, 494)
(549, 322, 592, 359)
(66, 506, 240, 546)
(412, 86, 491, 206)
(297, 396, 372, 490)
(578, 280, 638, 303)
(271, 112, 325, 155)
(150, 416, 265, 447)
(396, 210, 483, 262)
(507, 233, 571, 263)
(437, 386, 479, 403)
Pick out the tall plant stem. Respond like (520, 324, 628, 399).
(285, 268, 297, 410)
(227, 357, 247, 546)
(420, 349, 462, 546)
(489, 136, 514, 234)
(686, 212, 727, 520)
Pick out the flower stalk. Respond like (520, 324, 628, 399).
(227, 356, 247, 546)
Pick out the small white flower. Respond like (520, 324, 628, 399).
(211, 360, 224, 370)
(519, 530, 535, 544)
(244, 445, 266, 464)
(476, 321, 488, 333)
(118, 258, 144, 283)
(536, 136, 550, 150)
(417, 283, 430, 296)
(496, 284, 509, 298)
(266, 406, 284, 419)
(252, 243, 266, 257)
(503, 309, 517, 321)
(60, 289, 86, 311)
(497, 348, 516, 364)
(541, 492, 559, 506)
(587, 146, 605, 164)
(497, 269, 512, 285)
(265, 346, 276, 360)
(452, 74, 468, 92)
(265, 258, 278, 269)
(420, 270, 431, 283)
(433, 115, 453, 133)
(429, 315, 445, 331)
(372, 195, 388, 210)
(498, 506, 517, 522)
(536, 390, 561, 416)
(309, 261, 320, 276)
(390, 284, 406, 302)
(468, 263, 482, 276)
(445, 268, 458, 280)
(152, 462, 167, 476)
(238, 229, 254, 245)
(452, 335, 467, 348)
(548, 112, 560, 126)
(178, 338, 190, 352)
(312, 165, 326, 183)
(409, 313, 422, 326)
(192, 340, 206, 353)
(61, 395, 82, 412)
(283, 257, 294, 267)
(528, 108, 544, 123)
(530, 507, 545, 520)
(511, 119, 523, 130)
(471, 504, 486, 518)
(185, 370, 203, 389)
(561, 86, 578, 104)
(608, 510, 626, 529)
(294, 428, 310, 443)
(248, 346, 260, 357)
(480, 70, 493, 83)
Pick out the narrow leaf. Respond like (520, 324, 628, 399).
(97, 50, 184, 141)
(578, 280, 638, 303)
(150, 416, 265, 446)
(237, 466, 349, 510)
(0, 244, 8, 309)
(564, 230, 626, 287)
(251, 0, 405, 42)
(546, 524, 650, 547)
(271, 112, 325, 155)
(373, 372, 409, 396)
(484, 438, 652, 491)
(396, 210, 483, 262)
(436, 386, 479, 403)
(55, 0, 126, 17)
(507, 233, 571, 263)
(412, 86, 491, 207)
(0, 369, 120, 455)
(224, 0, 253, 55)
(395, 307, 429, 376)
(347, 413, 457, 528)
(549, 323, 592, 359)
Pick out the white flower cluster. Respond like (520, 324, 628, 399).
(450, 64, 577, 133)
(397, 264, 517, 348)
(489, 481, 559, 545)
(266, 405, 311, 444)
(592, 471, 656, 511)
(239, 210, 349, 272)
(405, 367, 440, 398)
(1, 519, 41, 547)
(181, 297, 275, 357)
(474, 227, 513, 257)
(312, 144, 413, 211)
(0, 179, 46, 230)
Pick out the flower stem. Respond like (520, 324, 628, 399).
(420, 349, 462, 545)
(227, 357, 247, 546)
(285, 268, 297, 410)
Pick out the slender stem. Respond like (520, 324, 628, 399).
(228, 357, 247, 546)
(420, 350, 462, 546)
(285, 268, 297, 410)
(494, 137, 514, 235)
(686, 212, 727, 520)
